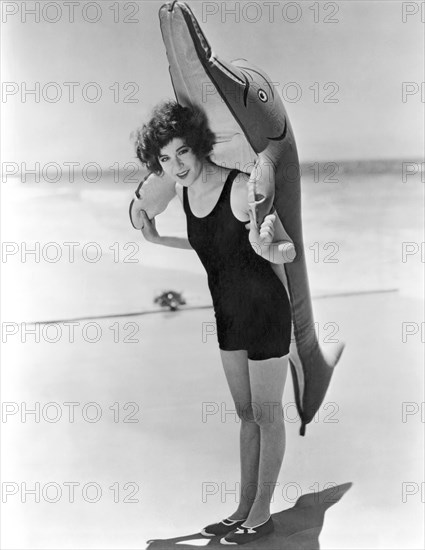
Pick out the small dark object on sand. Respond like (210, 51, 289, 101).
(154, 290, 186, 311)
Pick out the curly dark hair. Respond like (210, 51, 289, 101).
(134, 100, 216, 175)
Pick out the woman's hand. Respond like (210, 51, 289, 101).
(140, 210, 160, 243)
(138, 210, 192, 249)
(245, 209, 275, 253)
(245, 208, 296, 264)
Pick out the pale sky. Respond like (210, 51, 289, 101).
(1, 0, 423, 168)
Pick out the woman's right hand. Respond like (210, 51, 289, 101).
(140, 210, 160, 243)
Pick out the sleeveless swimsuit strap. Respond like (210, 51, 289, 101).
(183, 168, 239, 217)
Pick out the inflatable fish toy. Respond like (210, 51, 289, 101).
(129, 171, 176, 229)
(131, 0, 345, 435)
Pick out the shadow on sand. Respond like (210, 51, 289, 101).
(146, 482, 352, 549)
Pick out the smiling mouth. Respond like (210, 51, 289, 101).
(177, 170, 189, 178)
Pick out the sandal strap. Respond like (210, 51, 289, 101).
(235, 526, 257, 534)
(222, 517, 246, 526)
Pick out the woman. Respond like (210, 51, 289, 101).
(135, 100, 294, 545)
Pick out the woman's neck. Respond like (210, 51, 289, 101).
(190, 160, 231, 195)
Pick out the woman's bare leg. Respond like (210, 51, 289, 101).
(219, 349, 260, 520)
(243, 355, 289, 527)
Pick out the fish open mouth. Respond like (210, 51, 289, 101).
(267, 118, 287, 141)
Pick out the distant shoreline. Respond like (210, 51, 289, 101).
(2, 158, 423, 183)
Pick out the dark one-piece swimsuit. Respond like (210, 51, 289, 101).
(183, 168, 292, 361)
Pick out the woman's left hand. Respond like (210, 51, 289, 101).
(245, 209, 276, 252)
(245, 206, 296, 264)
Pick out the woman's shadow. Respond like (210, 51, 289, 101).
(146, 482, 352, 549)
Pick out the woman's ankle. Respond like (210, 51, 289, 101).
(227, 506, 251, 520)
(243, 503, 271, 527)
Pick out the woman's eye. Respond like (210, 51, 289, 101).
(179, 149, 189, 155)
(160, 157, 168, 162)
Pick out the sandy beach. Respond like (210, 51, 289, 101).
(1, 161, 424, 548)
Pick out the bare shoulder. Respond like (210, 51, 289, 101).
(230, 171, 250, 221)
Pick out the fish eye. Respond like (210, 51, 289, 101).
(258, 89, 268, 102)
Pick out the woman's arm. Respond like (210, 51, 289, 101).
(139, 210, 193, 250)
(156, 236, 193, 249)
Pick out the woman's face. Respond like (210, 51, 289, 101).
(158, 137, 203, 186)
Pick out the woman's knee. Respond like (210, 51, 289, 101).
(250, 401, 284, 426)
(234, 401, 256, 422)
(234, 401, 285, 425)
(236, 401, 284, 425)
